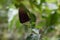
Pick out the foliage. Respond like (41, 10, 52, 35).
(0, 0, 60, 40)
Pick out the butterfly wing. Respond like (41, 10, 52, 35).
(19, 8, 30, 23)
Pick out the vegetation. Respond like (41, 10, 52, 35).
(0, 0, 60, 40)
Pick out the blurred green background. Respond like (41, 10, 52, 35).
(0, 0, 60, 40)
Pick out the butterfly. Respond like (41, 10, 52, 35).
(19, 7, 30, 23)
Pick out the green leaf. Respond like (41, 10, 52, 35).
(46, 11, 58, 27)
(9, 14, 17, 30)
(29, 13, 36, 28)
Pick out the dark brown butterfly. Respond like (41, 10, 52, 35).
(19, 7, 30, 23)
